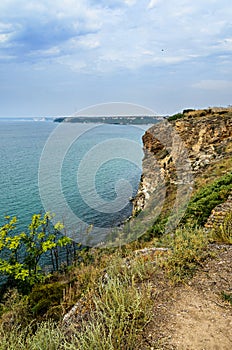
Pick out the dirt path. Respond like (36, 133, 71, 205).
(145, 244, 232, 350)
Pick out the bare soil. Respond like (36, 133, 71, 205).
(144, 244, 232, 350)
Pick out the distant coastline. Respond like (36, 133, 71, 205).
(0, 117, 54, 122)
(0, 115, 164, 125)
(54, 115, 164, 125)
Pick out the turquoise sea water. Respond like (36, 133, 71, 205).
(0, 120, 55, 226)
(0, 120, 149, 242)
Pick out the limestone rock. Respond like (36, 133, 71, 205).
(205, 194, 232, 229)
(133, 108, 232, 214)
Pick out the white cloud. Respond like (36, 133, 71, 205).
(147, 0, 160, 10)
(0, 33, 10, 43)
(76, 36, 100, 49)
(0, 0, 231, 73)
(29, 46, 61, 57)
(215, 37, 232, 53)
(192, 79, 232, 90)
(0, 54, 15, 60)
(124, 0, 137, 5)
(58, 56, 87, 72)
(0, 22, 14, 31)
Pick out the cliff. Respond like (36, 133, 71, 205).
(133, 108, 232, 216)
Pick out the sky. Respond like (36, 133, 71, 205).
(0, 0, 232, 117)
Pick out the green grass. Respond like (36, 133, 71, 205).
(69, 255, 154, 349)
(0, 254, 154, 350)
(183, 172, 232, 226)
(221, 292, 232, 305)
(0, 321, 66, 350)
(71, 275, 153, 349)
(0, 222, 225, 349)
(159, 226, 211, 283)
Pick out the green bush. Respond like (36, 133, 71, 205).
(167, 112, 184, 121)
(28, 282, 65, 319)
(183, 173, 232, 226)
(0, 213, 71, 291)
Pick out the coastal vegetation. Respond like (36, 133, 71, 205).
(0, 213, 71, 292)
(0, 205, 231, 349)
(182, 172, 232, 226)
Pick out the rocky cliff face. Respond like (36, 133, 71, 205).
(205, 193, 232, 229)
(133, 108, 232, 215)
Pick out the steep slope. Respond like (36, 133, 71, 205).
(133, 108, 232, 218)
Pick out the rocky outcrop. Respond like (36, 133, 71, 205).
(133, 108, 232, 214)
(205, 194, 232, 229)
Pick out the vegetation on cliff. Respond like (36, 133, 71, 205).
(0, 215, 231, 349)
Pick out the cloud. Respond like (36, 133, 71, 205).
(147, 0, 160, 10)
(75, 35, 100, 49)
(0, 33, 11, 43)
(124, 0, 137, 6)
(57, 57, 87, 72)
(192, 79, 232, 90)
(28, 46, 61, 58)
(0, 1, 232, 80)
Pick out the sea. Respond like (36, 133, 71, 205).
(0, 119, 151, 247)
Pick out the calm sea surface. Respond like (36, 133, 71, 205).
(0, 120, 149, 241)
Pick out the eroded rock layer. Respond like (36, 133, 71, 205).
(133, 108, 232, 214)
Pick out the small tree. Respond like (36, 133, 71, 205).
(0, 213, 71, 289)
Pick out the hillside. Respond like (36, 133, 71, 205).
(54, 115, 162, 125)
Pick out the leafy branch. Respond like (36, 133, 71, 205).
(0, 213, 71, 289)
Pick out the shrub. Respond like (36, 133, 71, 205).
(212, 212, 232, 244)
(221, 291, 232, 305)
(28, 282, 66, 319)
(183, 173, 232, 226)
(160, 226, 210, 282)
(0, 213, 71, 291)
(167, 113, 184, 121)
(0, 289, 30, 332)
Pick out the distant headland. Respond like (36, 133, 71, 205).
(53, 115, 164, 125)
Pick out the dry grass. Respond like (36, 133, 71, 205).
(212, 212, 232, 245)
